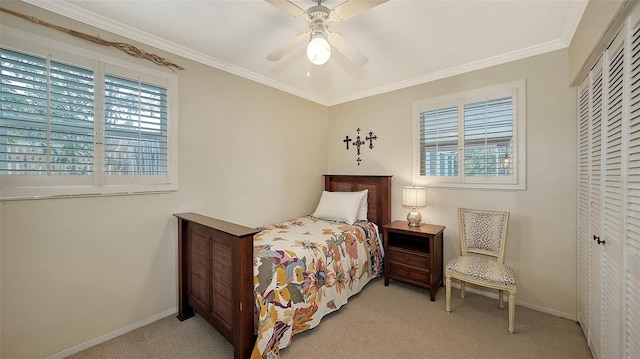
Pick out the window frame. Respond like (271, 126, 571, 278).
(412, 80, 526, 190)
(0, 26, 178, 200)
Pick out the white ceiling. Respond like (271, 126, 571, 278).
(23, 0, 588, 106)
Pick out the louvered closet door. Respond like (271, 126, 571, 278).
(625, 9, 640, 358)
(577, 78, 591, 340)
(577, 5, 640, 357)
(601, 31, 625, 359)
(589, 57, 604, 359)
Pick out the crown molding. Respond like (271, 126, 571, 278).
(329, 39, 568, 106)
(23, 0, 576, 107)
(22, 0, 329, 106)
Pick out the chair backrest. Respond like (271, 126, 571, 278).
(458, 208, 510, 263)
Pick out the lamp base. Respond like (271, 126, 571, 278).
(406, 209, 422, 227)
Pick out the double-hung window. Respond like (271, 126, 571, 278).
(0, 30, 178, 200)
(412, 80, 526, 190)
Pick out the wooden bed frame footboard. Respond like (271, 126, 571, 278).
(174, 213, 259, 359)
(174, 175, 391, 359)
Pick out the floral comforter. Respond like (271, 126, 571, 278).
(251, 216, 384, 358)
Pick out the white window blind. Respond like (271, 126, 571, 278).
(420, 105, 458, 176)
(463, 97, 513, 177)
(104, 74, 167, 176)
(0, 33, 178, 200)
(1, 49, 95, 175)
(413, 80, 525, 190)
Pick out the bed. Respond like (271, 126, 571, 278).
(174, 175, 391, 359)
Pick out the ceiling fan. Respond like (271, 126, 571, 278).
(265, 0, 389, 66)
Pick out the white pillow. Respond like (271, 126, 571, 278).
(357, 189, 368, 221)
(312, 190, 367, 225)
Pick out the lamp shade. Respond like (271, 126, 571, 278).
(307, 34, 331, 65)
(402, 186, 426, 207)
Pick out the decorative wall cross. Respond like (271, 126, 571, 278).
(343, 128, 378, 165)
(366, 131, 377, 149)
(343, 135, 352, 150)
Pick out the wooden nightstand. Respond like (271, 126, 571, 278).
(383, 220, 445, 301)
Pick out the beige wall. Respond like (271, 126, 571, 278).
(328, 49, 578, 316)
(1, 0, 624, 357)
(568, 0, 625, 84)
(0, 1, 327, 358)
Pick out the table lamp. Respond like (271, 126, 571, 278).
(402, 186, 426, 227)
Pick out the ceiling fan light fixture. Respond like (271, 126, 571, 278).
(307, 33, 331, 65)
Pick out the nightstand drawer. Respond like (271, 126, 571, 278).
(388, 248, 429, 268)
(389, 263, 428, 283)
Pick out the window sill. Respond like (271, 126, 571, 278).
(0, 186, 178, 201)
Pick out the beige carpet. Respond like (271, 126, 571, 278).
(69, 278, 592, 358)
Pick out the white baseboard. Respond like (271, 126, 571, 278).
(44, 284, 577, 359)
(45, 307, 178, 359)
(450, 282, 577, 321)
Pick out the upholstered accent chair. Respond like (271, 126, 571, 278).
(445, 208, 516, 333)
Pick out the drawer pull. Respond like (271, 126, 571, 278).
(405, 256, 410, 262)
(405, 271, 410, 276)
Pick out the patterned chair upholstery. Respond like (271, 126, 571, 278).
(445, 208, 517, 333)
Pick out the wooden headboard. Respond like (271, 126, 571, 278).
(324, 175, 392, 227)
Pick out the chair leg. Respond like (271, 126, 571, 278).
(508, 291, 516, 334)
(498, 289, 504, 309)
(460, 281, 466, 298)
(445, 275, 451, 313)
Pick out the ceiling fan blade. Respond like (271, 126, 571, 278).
(265, 0, 306, 18)
(328, 32, 368, 67)
(266, 32, 310, 61)
(332, 0, 389, 21)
